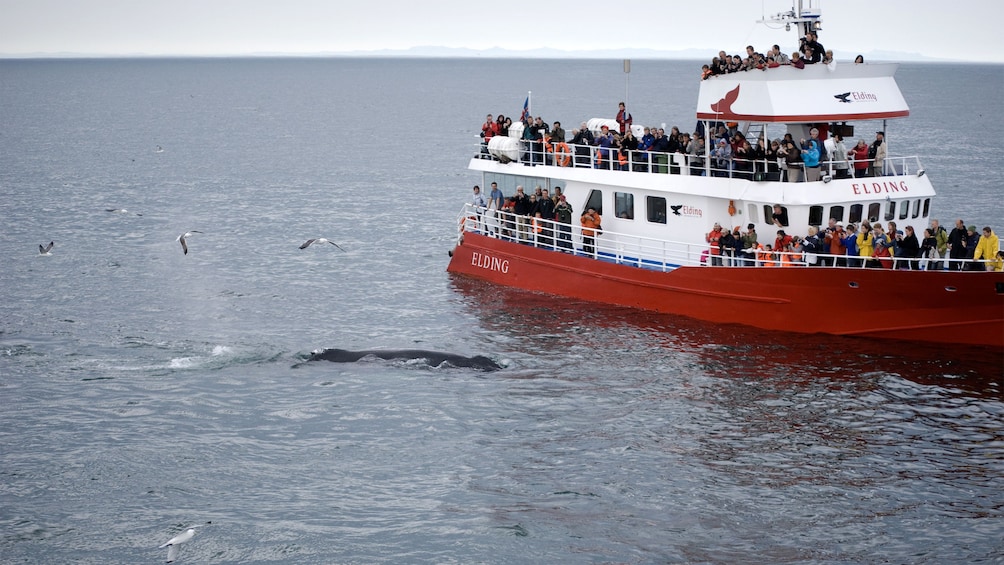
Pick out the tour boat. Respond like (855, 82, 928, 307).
(446, 1, 1004, 349)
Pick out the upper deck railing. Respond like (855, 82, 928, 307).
(478, 138, 924, 181)
(457, 204, 993, 271)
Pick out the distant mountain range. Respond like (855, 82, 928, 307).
(0, 46, 951, 62)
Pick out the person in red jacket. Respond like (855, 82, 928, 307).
(774, 229, 793, 253)
(706, 223, 725, 266)
(850, 139, 870, 178)
(616, 102, 632, 135)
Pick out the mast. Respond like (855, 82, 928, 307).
(758, 0, 823, 39)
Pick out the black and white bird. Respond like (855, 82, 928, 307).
(106, 208, 142, 216)
(299, 238, 345, 251)
(159, 526, 198, 563)
(39, 241, 54, 255)
(176, 231, 202, 255)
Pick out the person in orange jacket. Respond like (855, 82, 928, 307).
(706, 223, 725, 266)
(580, 207, 603, 255)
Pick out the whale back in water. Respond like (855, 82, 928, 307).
(307, 348, 503, 371)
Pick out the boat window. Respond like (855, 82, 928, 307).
(647, 196, 667, 224)
(585, 189, 603, 215)
(614, 192, 634, 220)
(922, 198, 931, 217)
(885, 201, 896, 221)
(849, 204, 863, 223)
(912, 199, 921, 219)
(828, 206, 845, 223)
(808, 206, 824, 226)
(747, 203, 758, 224)
(764, 204, 788, 226)
(867, 203, 881, 223)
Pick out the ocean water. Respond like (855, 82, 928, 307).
(0, 58, 1002, 564)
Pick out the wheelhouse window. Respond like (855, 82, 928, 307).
(809, 205, 824, 226)
(849, 204, 863, 224)
(867, 203, 881, 223)
(647, 196, 667, 224)
(828, 205, 845, 223)
(614, 192, 635, 220)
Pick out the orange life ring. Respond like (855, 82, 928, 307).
(554, 142, 571, 167)
(728, 199, 737, 216)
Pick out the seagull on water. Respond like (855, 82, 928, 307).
(176, 231, 202, 255)
(159, 524, 204, 563)
(39, 241, 54, 255)
(299, 238, 345, 251)
(106, 208, 142, 216)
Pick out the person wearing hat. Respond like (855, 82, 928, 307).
(741, 223, 761, 266)
(553, 193, 574, 252)
(963, 224, 982, 270)
(869, 131, 886, 177)
(706, 223, 725, 266)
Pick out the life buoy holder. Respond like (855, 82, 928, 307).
(554, 142, 571, 167)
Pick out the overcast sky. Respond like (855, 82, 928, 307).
(2, 0, 1002, 61)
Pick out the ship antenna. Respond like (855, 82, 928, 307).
(758, 0, 823, 38)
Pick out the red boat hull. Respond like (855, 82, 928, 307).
(448, 232, 1004, 349)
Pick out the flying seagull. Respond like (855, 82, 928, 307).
(176, 231, 202, 255)
(39, 241, 54, 255)
(299, 238, 345, 251)
(159, 525, 201, 563)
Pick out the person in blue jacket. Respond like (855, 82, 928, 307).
(800, 137, 821, 181)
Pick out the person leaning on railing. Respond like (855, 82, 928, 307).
(972, 226, 1000, 271)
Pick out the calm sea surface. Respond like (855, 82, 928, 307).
(1, 58, 1002, 564)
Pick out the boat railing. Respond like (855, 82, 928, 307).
(457, 204, 997, 271)
(478, 139, 924, 181)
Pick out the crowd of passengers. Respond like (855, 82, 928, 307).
(705, 209, 1002, 271)
(700, 33, 857, 79)
(479, 37, 883, 179)
(481, 117, 889, 181)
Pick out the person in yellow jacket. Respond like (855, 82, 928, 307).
(856, 226, 875, 261)
(990, 250, 1004, 272)
(972, 226, 1000, 271)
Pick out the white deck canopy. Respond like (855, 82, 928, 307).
(696, 63, 909, 124)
